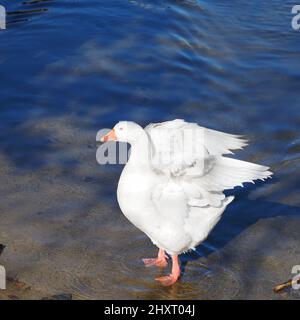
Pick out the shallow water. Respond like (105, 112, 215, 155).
(0, 0, 299, 299)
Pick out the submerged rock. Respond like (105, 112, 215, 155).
(41, 293, 73, 300)
(0, 244, 5, 256)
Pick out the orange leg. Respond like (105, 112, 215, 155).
(155, 255, 180, 286)
(142, 248, 168, 268)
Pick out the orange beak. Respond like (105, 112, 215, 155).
(100, 129, 117, 142)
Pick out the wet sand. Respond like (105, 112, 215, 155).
(0, 116, 299, 300)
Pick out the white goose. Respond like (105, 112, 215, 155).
(100, 119, 272, 286)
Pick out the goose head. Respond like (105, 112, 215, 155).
(100, 121, 145, 145)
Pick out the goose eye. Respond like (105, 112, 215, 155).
(119, 127, 123, 131)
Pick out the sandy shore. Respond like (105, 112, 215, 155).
(0, 115, 299, 300)
(1, 215, 299, 300)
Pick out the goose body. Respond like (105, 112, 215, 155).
(100, 119, 272, 285)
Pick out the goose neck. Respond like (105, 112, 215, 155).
(128, 132, 151, 169)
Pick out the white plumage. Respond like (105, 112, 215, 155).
(100, 119, 272, 285)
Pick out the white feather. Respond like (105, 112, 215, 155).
(116, 120, 272, 255)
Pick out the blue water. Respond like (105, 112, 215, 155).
(0, 0, 299, 299)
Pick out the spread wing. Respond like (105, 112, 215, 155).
(145, 119, 272, 208)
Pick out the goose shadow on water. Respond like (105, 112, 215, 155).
(133, 177, 300, 300)
(180, 178, 300, 276)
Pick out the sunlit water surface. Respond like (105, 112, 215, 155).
(0, 0, 299, 299)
